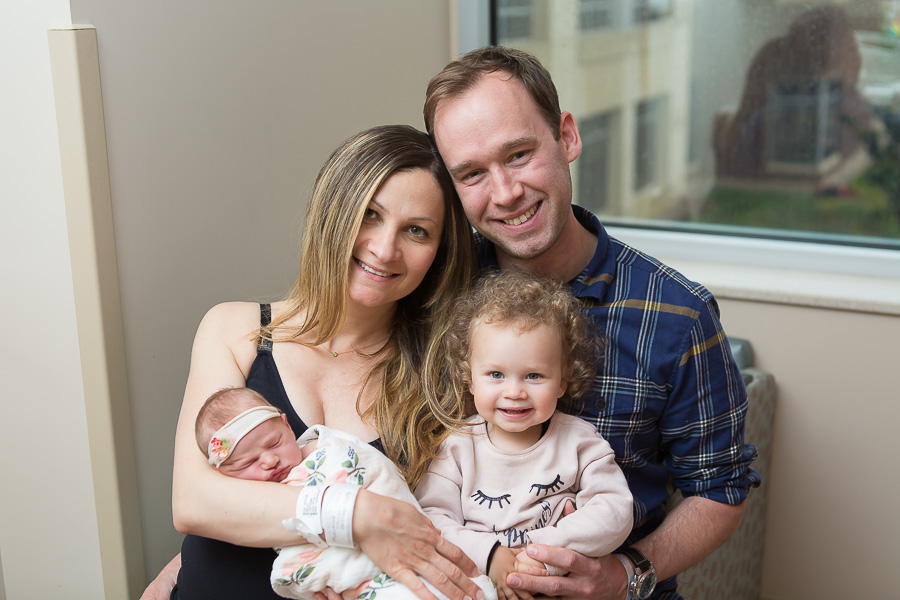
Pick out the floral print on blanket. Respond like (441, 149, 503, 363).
(272, 427, 498, 600)
(283, 445, 367, 489)
(273, 548, 323, 588)
(273, 431, 383, 599)
(357, 574, 402, 600)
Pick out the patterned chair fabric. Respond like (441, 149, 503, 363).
(671, 366, 777, 600)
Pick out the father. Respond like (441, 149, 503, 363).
(424, 46, 759, 600)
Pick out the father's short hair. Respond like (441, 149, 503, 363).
(424, 46, 562, 140)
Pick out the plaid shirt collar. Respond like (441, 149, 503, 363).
(475, 204, 611, 303)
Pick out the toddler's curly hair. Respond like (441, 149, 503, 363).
(444, 270, 604, 415)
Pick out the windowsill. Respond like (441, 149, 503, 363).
(606, 226, 900, 316)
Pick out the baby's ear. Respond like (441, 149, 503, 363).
(558, 379, 568, 399)
(280, 413, 290, 426)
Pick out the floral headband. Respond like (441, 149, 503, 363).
(207, 406, 282, 468)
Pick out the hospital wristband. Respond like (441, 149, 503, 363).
(281, 484, 328, 547)
(321, 484, 360, 548)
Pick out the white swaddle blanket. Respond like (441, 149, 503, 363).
(271, 425, 496, 600)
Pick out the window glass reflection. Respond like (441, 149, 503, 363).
(493, 0, 900, 245)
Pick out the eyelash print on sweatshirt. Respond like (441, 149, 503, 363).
(530, 474, 564, 496)
(471, 490, 512, 509)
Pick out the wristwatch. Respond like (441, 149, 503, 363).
(614, 547, 657, 599)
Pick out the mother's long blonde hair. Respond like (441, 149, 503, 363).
(267, 125, 475, 487)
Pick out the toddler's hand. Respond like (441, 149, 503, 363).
(490, 547, 534, 600)
(513, 549, 548, 576)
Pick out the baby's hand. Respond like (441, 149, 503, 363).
(513, 549, 549, 577)
(489, 546, 534, 600)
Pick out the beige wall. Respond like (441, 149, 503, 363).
(716, 298, 900, 600)
(2, 0, 456, 596)
(67, 0, 456, 585)
(0, 2, 110, 600)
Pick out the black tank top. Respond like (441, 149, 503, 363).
(172, 304, 383, 599)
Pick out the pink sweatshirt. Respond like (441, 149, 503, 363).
(415, 411, 633, 574)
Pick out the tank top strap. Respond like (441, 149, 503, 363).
(257, 303, 273, 353)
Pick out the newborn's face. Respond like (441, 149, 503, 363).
(218, 415, 302, 482)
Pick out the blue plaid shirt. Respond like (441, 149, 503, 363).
(477, 206, 760, 596)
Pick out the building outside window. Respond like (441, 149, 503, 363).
(578, 0, 617, 31)
(578, 110, 617, 212)
(496, 0, 535, 41)
(635, 96, 665, 191)
(765, 80, 843, 171)
(492, 0, 900, 248)
(634, 0, 673, 24)
(578, 0, 672, 31)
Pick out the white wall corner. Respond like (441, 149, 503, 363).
(47, 26, 146, 599)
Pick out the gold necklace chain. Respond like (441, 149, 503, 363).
(323, 337, 390, 358)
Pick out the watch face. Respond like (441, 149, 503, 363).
(635, 571, 657, 599)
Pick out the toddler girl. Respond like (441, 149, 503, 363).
(415, 271, 633, 600)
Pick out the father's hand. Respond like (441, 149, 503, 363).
(507, 546, 627, 600)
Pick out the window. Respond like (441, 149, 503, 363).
(688, 79, 702, 164)
(633, 0, 673, 25)
(578, 0, 617, 31)
(496, 0, 534, 41)
(635, 97, 665, 191)
(765, 80, 842, 171)
(490, 0, 900, 249)
(578, 0, 672, 32)
(578, 111, 618, 212)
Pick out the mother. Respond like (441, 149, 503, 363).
(158, 125, 481, 600)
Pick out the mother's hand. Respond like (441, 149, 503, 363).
(354, 489, 483, 600)
(507, 546, 627, 600)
